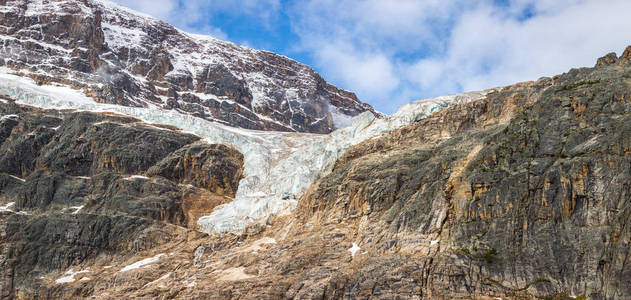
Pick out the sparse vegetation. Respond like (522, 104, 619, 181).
(556, 79, 602, 93)
(479, 248, 500, 263)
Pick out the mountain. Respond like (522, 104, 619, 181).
(2, 45, 631, 299)
(0, 0, 376, 133)
(3, 0, 631, 299)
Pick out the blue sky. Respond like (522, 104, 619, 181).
(113, 0, 631, 114)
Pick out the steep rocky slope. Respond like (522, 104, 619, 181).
(0, 69, 488, 235)
(0, 101, 243, 299)
(0, 0, 376, 133)
(2, 47, 631, 299)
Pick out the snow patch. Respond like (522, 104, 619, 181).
(0, 202, 15, 212)
(69, 205, 84, 214)
(101, 22, 147, 50)
(119, 254, 164, 272)
(329, 106, 353, 129)
(123, 175, 149, 181)
(8, 174, 25, 182)
(0, 114, 18, 121)
(92, 121, 118, 126)
(55, 269, 90, 284)
(348, 243, 360, 258)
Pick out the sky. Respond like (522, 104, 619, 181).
(112, 0, 631, 114)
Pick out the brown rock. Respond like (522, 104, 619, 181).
(146, 142, 244, 196)
(620, 45, 631, 59)
(596, 52, 618, 66)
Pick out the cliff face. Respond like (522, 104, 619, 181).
(2, 48, 631, 299)
(287, 48, 631, 299)
(0, 101, 244, 299)
(276, 48, 631, 299)
(0, 0, 376, 133)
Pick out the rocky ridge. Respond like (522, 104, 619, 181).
(0, 0, 376, 133)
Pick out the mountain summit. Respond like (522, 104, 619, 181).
(0, 0, 376, 133)
(3, 47, 631, 299)
(4, 0, 631, 299)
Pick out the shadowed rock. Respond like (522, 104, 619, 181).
(147, 142, 244, 196)
(0, 101, 243, 299)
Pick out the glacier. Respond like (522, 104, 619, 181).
(0, 69, 492, 234)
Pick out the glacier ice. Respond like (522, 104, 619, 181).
(0, 70, 491, 234)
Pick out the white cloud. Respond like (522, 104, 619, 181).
(313, 42, 399, 99)
(112, 0, 176, 20)
(409, 0, 631, 96)
(111, 0, 280, 39)
(291, 0, 457, 53)
(288, 0, 464, 112)
(288, 0, 631, 113)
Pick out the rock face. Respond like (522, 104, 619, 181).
(0, 0, 377, 133)
(0, 101, 243, 299)
(286, 49, 631, 299)
(3, 48, 631, 299)
(147, 142, 244, 196)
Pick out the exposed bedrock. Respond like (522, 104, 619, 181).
(0, 101, 243, 299)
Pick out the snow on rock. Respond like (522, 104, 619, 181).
(8, 175, 25, 182)
(348, 243, 361, 258)
(3, 0, 375, 133)
(25, 0, 91, 17)
(0, 68, 493, 235)
(55, 269, 90, 284)
(122, 175, 149, 181)
(119, 254, 164, 272)
(69, 205, 84, 214)
(0, 202, 15, 212)
(0, 114, 19, 121)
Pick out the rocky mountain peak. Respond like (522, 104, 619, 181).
(596, 45, 631, 66)
(0, 0, 378, 133)
(620, 45, 631, 60)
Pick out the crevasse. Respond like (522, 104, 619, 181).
(0, 70, 490, 234)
